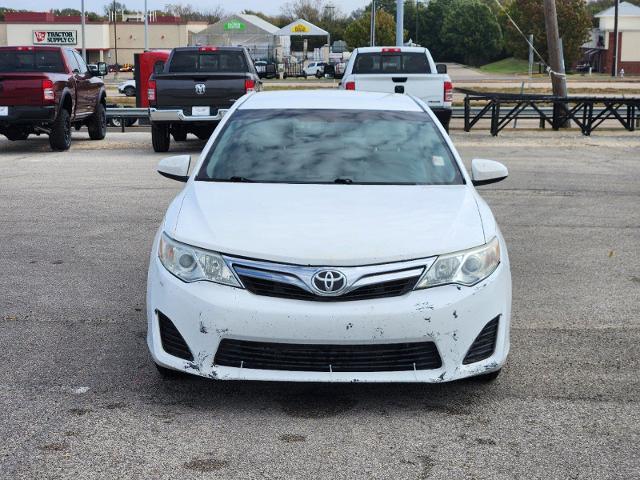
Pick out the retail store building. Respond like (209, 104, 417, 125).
(0, 12, 207, 65)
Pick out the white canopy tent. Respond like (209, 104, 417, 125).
(275, 18, 331, 56)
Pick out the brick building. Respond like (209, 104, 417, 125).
(593, 2, 640, 75)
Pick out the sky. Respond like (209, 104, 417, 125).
(1, 1, 371, 16)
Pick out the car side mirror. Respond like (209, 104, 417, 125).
(436, 63, 447, 74)
(471, 159, 508, 186)
(97, 62, 108, 76)
(157, 155, 191, 182)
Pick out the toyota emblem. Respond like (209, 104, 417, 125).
(312, 270, 347, 295)
(195, 83, 206, 95)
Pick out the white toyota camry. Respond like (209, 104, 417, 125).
(147, 90, 512, 383)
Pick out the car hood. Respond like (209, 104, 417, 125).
(169, 183, 486, 266)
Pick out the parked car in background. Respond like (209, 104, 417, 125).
(304, 61, 327, 78)
(0, 46, 107, 150)
(340, 46, 453, 131)
(148, 46, 261, 152)
(254, 60, 277, 79)
(148, 90, 511, 383)
(118, 79, 136, 96)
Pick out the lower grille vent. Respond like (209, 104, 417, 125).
(463, 316, 499, 365)
(214, 339, 442, 372)
(158, 311, 193, 361)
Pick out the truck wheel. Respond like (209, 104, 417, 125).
(172, 126, 187, 142)
(87, 102, 107, 140)
(49, 108, 72, 151)
(152, 123, 170, 152)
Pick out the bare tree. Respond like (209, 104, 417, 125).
(164, 3, 225, 23)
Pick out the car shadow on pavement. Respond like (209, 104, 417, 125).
(145, 371, 499, 417)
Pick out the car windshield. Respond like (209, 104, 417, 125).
(197, 109, 464, 185)
(353, 52, 431, 74)
(168, 50, 247, 73)
(0, 50, 65, 73)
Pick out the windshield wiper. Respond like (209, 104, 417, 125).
(227, 176, 254, 183)
(334, 178, 354, 184)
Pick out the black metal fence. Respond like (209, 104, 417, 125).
(459, 89, 640, 136)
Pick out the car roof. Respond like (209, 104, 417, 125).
(354, 46, 428, 54)
(238, 90, 424, 112)
(0, 46, 63, 51)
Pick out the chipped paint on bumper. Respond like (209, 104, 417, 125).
(147, 240, 511, 383)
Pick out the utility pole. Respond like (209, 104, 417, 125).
(81, 0, 86, 61)
(543, 0, 567, 97)
(370, 0, 376, 47)
(528, 34, 534, 78)
(396, 0, 404, 47)
(612, 0, 619, 77)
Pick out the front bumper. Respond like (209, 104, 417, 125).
(147, 237, 511, 383)
(149, 107, 228, 123)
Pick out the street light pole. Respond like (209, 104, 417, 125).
(370, 0, 376, 47)
(113, 0, 119, 67)
(396, 0, 404, 47)
(144, 0, 148, 51)
(81, 0, 86, 61)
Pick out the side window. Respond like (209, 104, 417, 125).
(153, 60, 165, 74)
(73, 51, 88, 74)
(64, 49, 79, 72)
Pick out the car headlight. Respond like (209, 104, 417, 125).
(415, 237, 500, 289)
(158, 232, 241, 287)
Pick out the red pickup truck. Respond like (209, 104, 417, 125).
(0, 46, 108, 150)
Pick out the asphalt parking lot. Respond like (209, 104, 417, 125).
(1, 129, 638, 479)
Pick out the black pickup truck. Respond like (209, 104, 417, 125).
(148, 46, 261, 152)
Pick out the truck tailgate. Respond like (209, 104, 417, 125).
(0, 73, 46, 106)
(353, 74, 446, 108)
(155, 73, 248, 110)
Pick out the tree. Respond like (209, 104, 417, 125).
(502, 0, 592, 70)
(344, 9, 397, 48)
(418, 0, 455, 60)
(103, 2, 132, 16)
(441, 0, 503, 66)
(163, 3, 224, 23)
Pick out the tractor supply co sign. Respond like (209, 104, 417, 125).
(33, 30, 77, 45)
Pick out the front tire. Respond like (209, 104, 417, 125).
(151, 122, 170, 152)
(473, 369, 501, 382)
(123, 86, 135, 97)
(49, 108, 71, 151)
(87, 102, 107, 140)
(155, 362, 188, 379)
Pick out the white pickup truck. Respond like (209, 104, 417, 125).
(339, 46, 453, 131)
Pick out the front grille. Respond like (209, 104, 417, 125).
(214, 339, 442, 372)
(238, 275, 420, 302)
(158, 311, 193, 361)
(463, 316, 500, 365)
